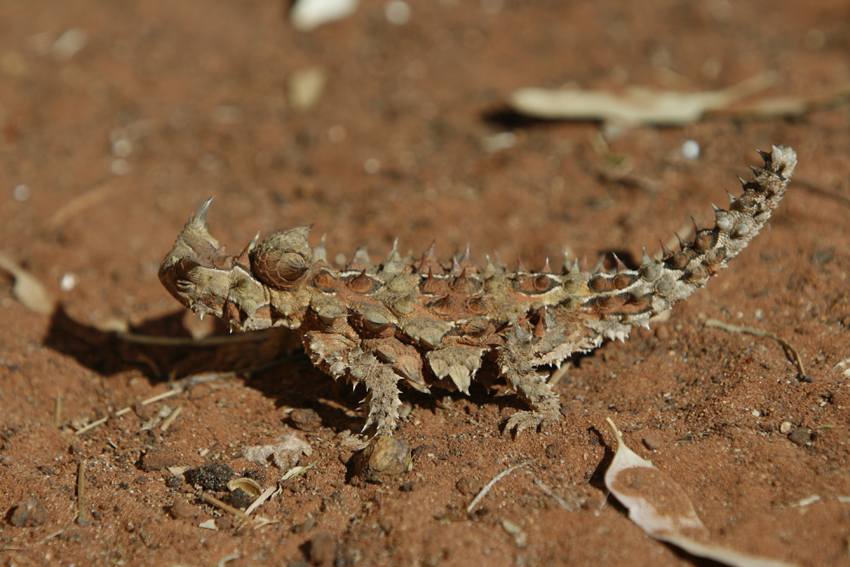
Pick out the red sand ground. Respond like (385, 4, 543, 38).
(1, 1, 849, 565)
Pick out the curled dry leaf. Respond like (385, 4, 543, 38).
(227, 477, 263, 498)
(242, 434, 313, 470)
(604, 418, 800, 567)
(0, 252, 55, 315)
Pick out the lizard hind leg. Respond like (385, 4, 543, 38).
(497, 325, 562, 436)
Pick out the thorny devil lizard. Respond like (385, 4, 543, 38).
(160, 146, 796, 445)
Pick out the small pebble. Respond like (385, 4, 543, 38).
(60, 273, 78, 291)
(364, 158, 381, 174)
(168, 500, 200, 521)
(13, 184, 31, 202)
(642, 434, 663, 451)
(290, 408, 322, 432)
(544, 441, 565, 459)
(10, 498, 47, 527)
(52, 28, 87, 61)
(216, 516, 234, 530)
(293, 517, 318, 534)
(788, 428, 812, 446)
(681, 139, 700, 160)
(309, 533, 338, 567)
(455, 477, 483, 496)
(779, 421, 793, 434)
(354, 435, 412, 483)
(384, 0, 411, 25)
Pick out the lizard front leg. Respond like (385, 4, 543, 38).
(496, 325, 561, 435)
(348, 348, 403, 436)
(304, 331, 403, 436)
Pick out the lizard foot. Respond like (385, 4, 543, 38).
(502, 409, 560, 437)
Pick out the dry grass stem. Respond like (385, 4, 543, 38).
(197, 491, 249, 521)
(244, 486, 278, 516)
(532, 476, 577, 511)
(466, 459, 538, 515)
(160, 406, 182, 431)
(54, 395, 63, 428)
(705, 319, 807, 380)
(76, 460, 88, 526)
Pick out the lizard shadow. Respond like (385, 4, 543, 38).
(42, 306, 610, 437)
(41, 305, 383, 432)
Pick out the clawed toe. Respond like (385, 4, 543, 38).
(502, 411, 558, 437)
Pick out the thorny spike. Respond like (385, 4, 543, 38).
(354, 247, 372, 267)
(591, 256, 606, 274)
(385, 238, 400, 262)
(641, 246, 652, 265)
(675, 233, 687, 250)
(235, 242, 252, 266)
(192, 197, 214, 226)
(580, 256, 589, 272)
(737, 175, 748, 188)
(570, 259, 580, 274)
(461, 243, 471, 265)
(542, 257, 552, 274)
(749, 164, 766, 176)
(451, 254, 462, 275)
(516, 254, 528, 273)
(690, 216, 702, 233)
(726, 191, 736, 205)
(612, 253, 626, 272)
(313, 234, 328, 264)
(346, 258, 364, 272)
(659, 240, 673, 259)
(756, 149, 772, 163)
(418, 241, 441, 273)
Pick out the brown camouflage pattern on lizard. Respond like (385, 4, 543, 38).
(159, 146, 796, 439)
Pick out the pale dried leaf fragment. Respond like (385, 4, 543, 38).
(0, 252, 55, 314)
(605, 418, 800, 567)
(242, 434, 313, 470)
(510, 73, 776, 126)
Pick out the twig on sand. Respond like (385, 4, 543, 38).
(467, 459, 538, 515)
(197, 491, 249, 521)
(705, 319, 807, 381)
(76, 460, 89, 527)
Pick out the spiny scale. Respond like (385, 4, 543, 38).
(159, 146, 796, 439)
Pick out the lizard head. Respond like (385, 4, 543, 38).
(159, 198, 234, 320)
(159, 199, 306, 332)
(158, 198, 253, 321)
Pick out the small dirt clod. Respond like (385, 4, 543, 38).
(10, 498, 47, 527)
(185, 463, 235, 491)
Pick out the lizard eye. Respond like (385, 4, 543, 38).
(175, 279, 194, 292)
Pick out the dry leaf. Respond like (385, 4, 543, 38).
(510, 73, 776, 126)
(0, 252, 55, 314)
(605, 418, 799, 567)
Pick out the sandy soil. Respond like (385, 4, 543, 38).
(2, 1, 849, 565)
